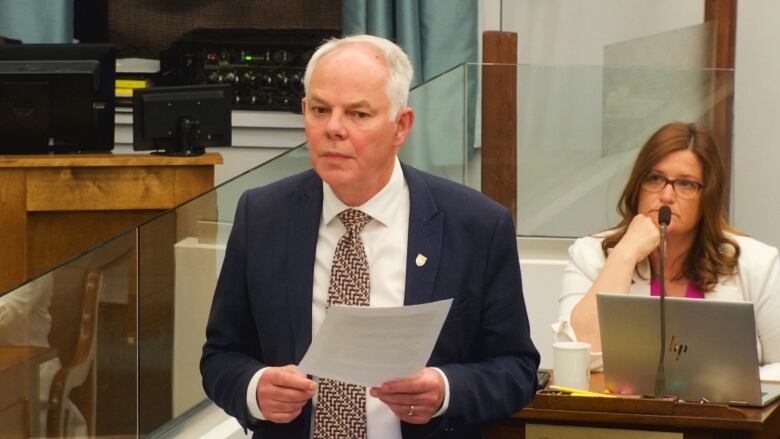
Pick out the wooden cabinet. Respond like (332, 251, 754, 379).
(485, 373, 780, 439)
(0, 153, 222, 294)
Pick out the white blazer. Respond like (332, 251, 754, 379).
(552, 232, 780, 380)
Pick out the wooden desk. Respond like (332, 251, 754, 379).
(485, 373, 780, 438)
(0, 153, 222, 294)
(0, 346, 57, 439)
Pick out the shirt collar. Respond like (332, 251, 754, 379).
(322, 157, 404, 227)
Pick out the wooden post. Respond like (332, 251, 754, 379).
(704, 0, 737, 209)
(481, 31, 518, 223)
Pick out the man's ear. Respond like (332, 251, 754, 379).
(393, 107, 415, 147)
(301, 97, 307, 115)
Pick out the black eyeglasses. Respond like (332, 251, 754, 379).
(641, 173, 703, 199)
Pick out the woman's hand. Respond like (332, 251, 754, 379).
(613, 214, 660, 263)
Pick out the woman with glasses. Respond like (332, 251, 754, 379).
(552, 122, 780, 378)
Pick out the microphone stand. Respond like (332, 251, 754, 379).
(654, 222, 668, 398)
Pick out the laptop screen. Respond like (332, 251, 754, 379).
(596, 294, 765, 405)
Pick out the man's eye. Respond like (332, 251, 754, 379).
(312, 107, 328, 114)
(353, 111, 369, 119)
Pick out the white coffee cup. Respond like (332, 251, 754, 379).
(552, 341, 591, 390)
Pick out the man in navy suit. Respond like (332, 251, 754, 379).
(201, 34, 539, 438)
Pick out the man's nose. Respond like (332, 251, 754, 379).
(326, 112, 347, 139)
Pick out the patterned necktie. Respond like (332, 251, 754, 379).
(313, 209, 371, 439)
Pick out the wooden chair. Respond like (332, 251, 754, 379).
(46, 267, 102, 437)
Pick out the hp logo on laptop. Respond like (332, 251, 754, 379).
(668, 335, 688, 360)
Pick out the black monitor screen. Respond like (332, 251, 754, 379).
(0, 44, 115, 154)
(133, 84, 232, 156)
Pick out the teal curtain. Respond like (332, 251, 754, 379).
(342, 0, 479, 180)
(0, 0, 73, 43)
(342, 0, 478, 87)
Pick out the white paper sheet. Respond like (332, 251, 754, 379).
(298, 299, 453, 387)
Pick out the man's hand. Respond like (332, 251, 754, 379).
(369, 368, 445, 424)
(256, 365, 316, 423)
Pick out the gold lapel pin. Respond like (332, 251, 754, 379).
(415, 253, 427, 267)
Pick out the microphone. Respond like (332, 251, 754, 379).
(654, 205, 671, 398)
(659, 205, 672, 227)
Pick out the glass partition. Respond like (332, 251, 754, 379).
(400, 63, 472, 184)
(0, 57, 473, 437)
(0, 230, 137, 438)
(136, 145, 316, 433)
(0, 58, 734, 437)
(464, 63, 734, 238)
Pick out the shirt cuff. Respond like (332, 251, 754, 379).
(246, 367, 268, 420)
(430, 367, 450, 417)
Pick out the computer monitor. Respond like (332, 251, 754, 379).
(132, 84, 232, 156)
(0, 43, 115, 154)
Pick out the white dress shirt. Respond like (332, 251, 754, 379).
(246, 157, 450, 437)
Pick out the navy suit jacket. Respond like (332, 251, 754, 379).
(201, 163, 539, 438)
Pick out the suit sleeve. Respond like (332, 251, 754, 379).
(200, 192, 265, 429)
(438, 209, 540, 426)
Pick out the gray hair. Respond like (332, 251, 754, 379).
(303, 34, 413, 120)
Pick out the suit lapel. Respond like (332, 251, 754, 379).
(287, 171, 323, 362)
(402, 165, 443, 305)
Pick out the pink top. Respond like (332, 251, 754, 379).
(650, 278, 705, 299)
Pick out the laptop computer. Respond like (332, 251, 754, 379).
(597, 293, 780, 406)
